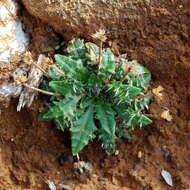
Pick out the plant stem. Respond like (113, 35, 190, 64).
(24, 84, 63, 97)
(144, 114, 159, 119)
(51, 65, 65, 76)
(120, 72, 128, 82)
(134, 94, 152, 100)
(76, 154, 80, 161)
(99, 41, 103, 67)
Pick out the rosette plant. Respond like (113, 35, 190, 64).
(39, 39, 152, 155)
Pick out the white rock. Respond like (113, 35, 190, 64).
(46, 180, 56, 190)
(0, 0, 28, 65)
(161, 169, 173, 187)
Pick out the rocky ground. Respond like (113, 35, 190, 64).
(0, 0, 190, 189)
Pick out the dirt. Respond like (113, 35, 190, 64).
(0, 0, 190, 189)
(1, 82, 190, 190)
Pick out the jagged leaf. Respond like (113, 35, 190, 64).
(122, 60, 151, 90)
(124, 85, 142, 99)
(133, 92, 152, 110)
(67, 39, 86, 60)
(47, 67, 64, 80)
(96, 104, 116, 154)
(86, 42, 99, 63)
(49, 81, 74, 97)
(87, 74, 103, 95)
(55, 116, 69, 131)
(71, 106, 96, 155)
(39, 97, 80, 120)
(99, 49, 115, 77)
(108, 81, 142, 101)
(123, 60, 150, 75)
(126, 73, 151, 90)
(54, 54, 86, 79)
(125, 110, 152, 128)
(80, 97, 96, 109)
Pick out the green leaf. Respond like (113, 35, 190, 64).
(86, 42, 99, 63)
(108, 81, 142, 102)
(54, 41, 64, 50)
(80, 97, 96, 109)
(126, 110, 152, 128)
(86, 42, 99, 55)
(49, 81, 74, 97)
(54, 54, 86, 79)
(133, 92, 152, 110)
(114, 103, 129, 121)
(115, 104, 153, 128)
(87, 74, 104, 95)
(55, 116, 68, 131)
(123, 60, 150, 75)
(124, 85, 142, 99)
(71, 106, 96, 155)
(39, 97, 80, 120)
(96, 104, 116, 154)
(138, 114, 152, 127)
(47, 67, 64, 80)
(126, 73, 151, 90)
(122, 60, 151, 90)
(99, 49, 116, 77)
(67, 39, 86, 60)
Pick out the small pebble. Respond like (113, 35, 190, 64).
(138, 151, 142, 159)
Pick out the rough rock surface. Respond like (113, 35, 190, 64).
(0, 0, 28, 68)
(22, 0, 190, 82)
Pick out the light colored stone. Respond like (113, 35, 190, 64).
(0, 0, 28, 65)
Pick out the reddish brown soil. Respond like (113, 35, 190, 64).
(0, 0, 190, 189)
(0, 77, 190, 190)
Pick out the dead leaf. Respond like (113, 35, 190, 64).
(22, 51, 33, 64)
(91, 29, 107, 42)
(152, 85, 164, 97)
(14, 75, 28, 85)
(161, 169, 173, 187)
(74, 161, 93, 174)
(161, 110, 173, 121)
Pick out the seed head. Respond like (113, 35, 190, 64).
(91, 29, 107, 42)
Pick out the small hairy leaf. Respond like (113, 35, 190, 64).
(71, 106, 96, 155)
